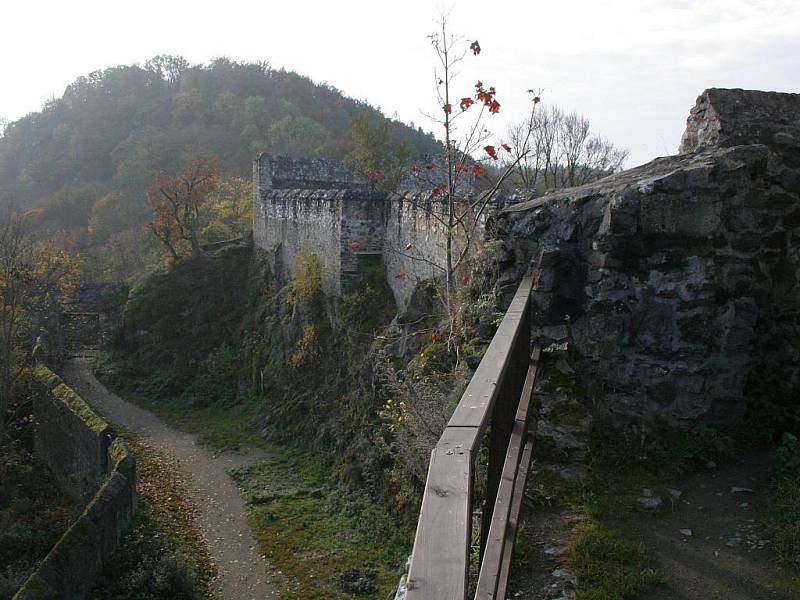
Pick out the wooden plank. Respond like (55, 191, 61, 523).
(480, 331, 533, 559)
(475, 418, 527, 599)
(515, 347, 541, 423)
(496, 438, 535, 600)
(476, 357, 540, 599)
(447, 276, 534, 431)
(406, 428, 474, 600)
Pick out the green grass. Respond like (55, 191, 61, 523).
(95, 353, 409, 600)
(570, 522, 660, 600)
(233, 449, 407, 599)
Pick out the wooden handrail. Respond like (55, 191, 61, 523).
(406, 275, 539, 600)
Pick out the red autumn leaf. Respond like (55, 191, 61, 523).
(533, 96, 541, 104)
(475, 80, 483, 90)
(488, 100, 501, 114)
(484, 145, 498, 160)
(394, 271, 408, 279)
(462, 165, 470, 173)
(470, 40, 481, 55)
(443, 103, 452, 114)
(472, 164, 482, 174)
(347, 240, 361, 250)
(426, 163, 434, 171)
(459, 97, 474, 110)
(431, 183, 447, 197)
(501, 143, 512, 152)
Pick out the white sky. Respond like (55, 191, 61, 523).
(1, 0, 798, 167)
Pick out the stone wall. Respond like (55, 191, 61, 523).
(253, 154, 478, 308)
(14, 366, 136, 600)
(496, 88, 800, 425)
(383, 193, 465, 306)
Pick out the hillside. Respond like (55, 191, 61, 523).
(0, 56, 439, 280)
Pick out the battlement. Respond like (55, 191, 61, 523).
(252, 155, 475, 308)
(254, 154, 371, 191)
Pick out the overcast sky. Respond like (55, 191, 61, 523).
(2, 0, 798, 167)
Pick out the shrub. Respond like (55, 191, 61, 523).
(290, 248, 324, 301)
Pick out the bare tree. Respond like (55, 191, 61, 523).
(504, 104, 628, 193)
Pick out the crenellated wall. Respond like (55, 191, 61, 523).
(253, 154, 473, 307)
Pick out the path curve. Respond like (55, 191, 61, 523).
(61, 357, 275, 600)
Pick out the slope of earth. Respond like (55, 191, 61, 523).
(632, 449, 800, 600)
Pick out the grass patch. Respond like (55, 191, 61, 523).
(570, 521, 660, 600)
(233, 449, 407, 599)
(95, 354, 408, 600)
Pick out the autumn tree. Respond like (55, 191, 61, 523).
(400, 19, 540, 317)
(348, 112, 414, 192)
(147, 156, 221, 259)
(199, 176, 253, 243)
(0, 210, 78, 441)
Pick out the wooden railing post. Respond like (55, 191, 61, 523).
(479, 294, 530, 560)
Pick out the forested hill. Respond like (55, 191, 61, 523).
(0, 56, 439, 279)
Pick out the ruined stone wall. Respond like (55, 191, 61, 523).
(15, 366, 136, 600)
(383, 194, 465, 307)
(256, 188, 345, 295)
(496, 88, 800, 425)
(253, 154, 475, 307)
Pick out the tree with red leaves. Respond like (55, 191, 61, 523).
(405, 18, 540, 313)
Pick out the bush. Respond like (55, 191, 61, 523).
(290, 248, 324, 301)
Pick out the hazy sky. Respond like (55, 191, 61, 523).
(2, 0, 798, 167)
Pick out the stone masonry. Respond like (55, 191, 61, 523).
(253, 153, 470, 308)
(496, 88, 800, 425)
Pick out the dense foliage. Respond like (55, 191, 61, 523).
(0, 56, 439, 280)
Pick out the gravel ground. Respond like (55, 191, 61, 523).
(62, 357, 276, 600)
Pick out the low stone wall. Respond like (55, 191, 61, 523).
(14, 367, 136, 600)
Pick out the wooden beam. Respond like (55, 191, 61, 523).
(495, 438, 535, 600)
(406, 428, 474, 600)
(476, 354, 540, 600)
(447, 275, 534, 431)
(475, 419, 527, 599)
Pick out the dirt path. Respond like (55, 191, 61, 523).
(61, 357, 275, 600)
(633, 448, 800, 600)
(509, 449, 800, 599)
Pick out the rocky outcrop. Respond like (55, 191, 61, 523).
(496, 88, 800, 425)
